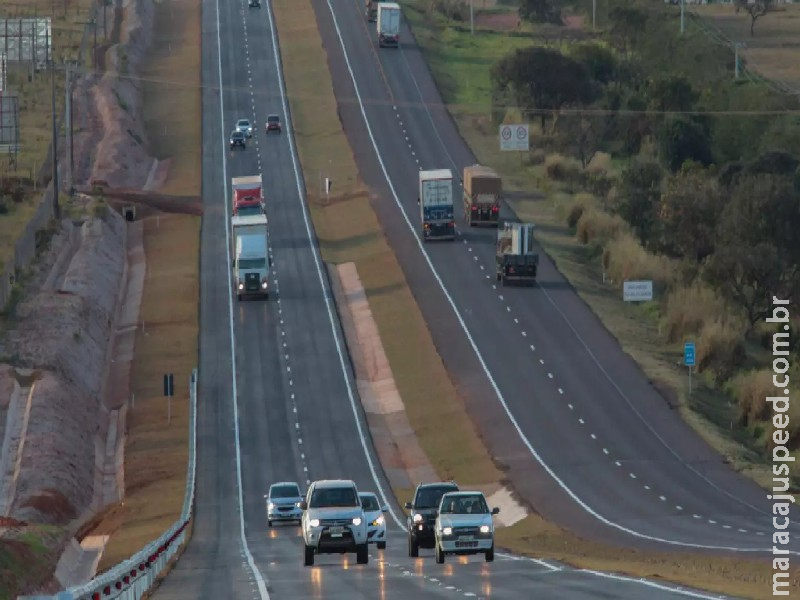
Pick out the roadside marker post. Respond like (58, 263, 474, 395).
(683, 342, 695, 395)
(163, 373, 174, 424)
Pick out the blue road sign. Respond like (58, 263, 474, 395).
(684, 342, 696, 367)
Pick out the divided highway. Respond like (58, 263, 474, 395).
(308, 0, 800, 554)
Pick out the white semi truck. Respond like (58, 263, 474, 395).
(231, 213, 271, 300)
(377, 2, 401, 48)
(418, 169, 455, 241)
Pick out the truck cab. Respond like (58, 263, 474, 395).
(365, 0, 385, 22)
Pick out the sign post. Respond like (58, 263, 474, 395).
(623, 280, 653, 303)
(683, 342, 695, 395)
(163, 373, 174, 424)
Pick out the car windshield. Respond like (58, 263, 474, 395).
(238, 121, 250, 127)
(236, 206, 262, 217)
(232, 132, 243, 138)
(309, 486, 358, 508)
(415, 486, 457, 509)
(271, 484, 300, 498)
(238, 258, 265, 269)
(268, 116, 279, 122)
(439, 494, 489, 515)
(360, 495, 380, 511)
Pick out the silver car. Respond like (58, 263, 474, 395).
(265, 481, 303, 526)
(434, 491, 499, 563)
(236, 118, 253, 138)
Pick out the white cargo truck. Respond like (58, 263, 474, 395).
(377, 2, 401, 48)
(231, 213, 271, 300)
(418, 169, 455, 241)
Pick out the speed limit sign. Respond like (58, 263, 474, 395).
(499, 124, 529, 151)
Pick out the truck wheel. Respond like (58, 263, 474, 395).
(435, 542, 445, 564)
(304, 545, 314, 566)
(377, 541, 386, 550)
(495, 273, 501, 282)
(356, 543, 369, 564)
(268, 520, 272, 527)
(408, 536, 419, 558)
(237, 294, 242, 301)
(485, 544, 494, 562)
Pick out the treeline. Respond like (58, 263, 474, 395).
(486, 0, 800, 462)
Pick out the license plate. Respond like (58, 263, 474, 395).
(458, 535, 474, 541)
(329, 526, 344, 536)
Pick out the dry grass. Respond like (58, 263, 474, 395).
(496, 515, 800, 599)
(0, 0, 95, 270)
(691, 3, 800, 90)
(84, 0, 201, 571)
(272, 0, 500, 488)
(603, 232, 676, 290)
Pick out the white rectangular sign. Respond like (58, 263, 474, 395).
(499, 124, 529, 151)
(623, 280, 653, 302)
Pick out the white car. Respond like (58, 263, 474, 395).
(359, 492, 388, 550)
(236, 118, 253, 138)
(300, 479, 369, 566)
(265, 481, 303, 526)
(434, 491, 499, 563)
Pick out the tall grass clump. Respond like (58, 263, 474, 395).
(603, 232, 676, 291)
(662, 282, 725, 343)
(575, 207, 628, 245)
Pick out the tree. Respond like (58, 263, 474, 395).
(491, 47, 595, 131)
(735, 0, 774, 36)
(569, 43, 617, 85)
(614, 160, 663, 246)
(608, 7, 647, 59)
(657, 116, 713, 172)
(647, 75, 698, 113)
(657, 167, 724, 261)
(519, 0, 563, 25)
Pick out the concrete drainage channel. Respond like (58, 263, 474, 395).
(19, 368, 198, 600)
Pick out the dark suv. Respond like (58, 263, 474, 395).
(405, 481, 459, 557)
(265, 114, 282, 134)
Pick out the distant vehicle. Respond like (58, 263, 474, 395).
(404, 481, 459, 557)
(231, 213, 270, 300)
(236, 119, 253, 138)
(249, 0, 260, 7)
(496, 222, 538, 285)
(359, 492, 388, 550)
(266, 481, 303, 526)
(434, 491, 499, 564)
(463, 164, 501, 227)
(418, 169, 455, 241)
(230, 130, 246, 150)
(232, 175, 265, 216)
(365, 0, 386, 21)
(300, 479, 369, 566)
(265, 114, 282, 134)
(377, 2, 401, 48)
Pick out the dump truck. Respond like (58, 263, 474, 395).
(365, 0, 385, 21)
(463, 164, 501, 227)
(419, 169, 455, 241)
(231, 213, 271, 300)
(232, 175, 265, 217)
(377, 2, 401, 48)
(496, 222, 538, 285)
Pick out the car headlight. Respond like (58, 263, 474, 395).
(308, 519, 320, 528)
(237, 283, 244, 290)
(412, 513, 422, 523)
(267, 502, 275, 510)
(480, 525, 490, 534)
(261, 281, 268, 289)
(373, 515, 384, 526)
(442, 527, 452, 536)
(352, 517, 362, 526)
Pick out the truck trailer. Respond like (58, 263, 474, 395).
(232, 175, 265, 217)
(496, 222, 538, 285)
(419, 169, 455, 241)
(231, 213, 271, 300)
(463, 164, 501, 227)
(377, 3, 401, 47)
(365, 0, 385, 21)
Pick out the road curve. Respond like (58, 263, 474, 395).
(306, 0, 800, 555)
(149, 0, 748, 598)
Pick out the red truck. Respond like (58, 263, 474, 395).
(232, 175, 265, 216)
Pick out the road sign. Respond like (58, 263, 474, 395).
(684, 342, 695, 367)
(623, 280, 653, 302)
(499, 124, 529, 151)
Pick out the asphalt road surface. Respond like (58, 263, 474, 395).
(305, 0, 800, 556)
(147, 0, 755, 598)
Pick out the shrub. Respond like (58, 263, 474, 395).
(0, 199, 8, 215)
(587, 151, 613, 175)
(603, 232, 676, 290)
(696, 315, 747, 383)
(565, 193, 595, 229)
(662, 282, 726, 343)
(729, 369, 775, 427)
(545, 153, 582, 182)
(529, 148, 546, 165)
(575, 207, 628, 245)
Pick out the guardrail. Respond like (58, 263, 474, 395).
(21, 368, 198, 600)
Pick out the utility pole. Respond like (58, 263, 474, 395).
(50, 60, 60, 219)
(470, 0, 474, 35)
(65, 63, 72, 194)
(592, 0, 596, 30)
(680, 0, 685, 35)
(734, 42, 742, 79)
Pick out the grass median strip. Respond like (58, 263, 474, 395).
(82, 0, 200, 571)
(271, 0, 500, 490)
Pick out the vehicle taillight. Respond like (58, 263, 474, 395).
(471, 206, 478, 211)
(492, 206, 499, 213)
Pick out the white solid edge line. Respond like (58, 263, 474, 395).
(263, 0, 402, 532)
(217, 0, 271, 597)
(321, 0, 793, 558)
(396, 18, 776, 527)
